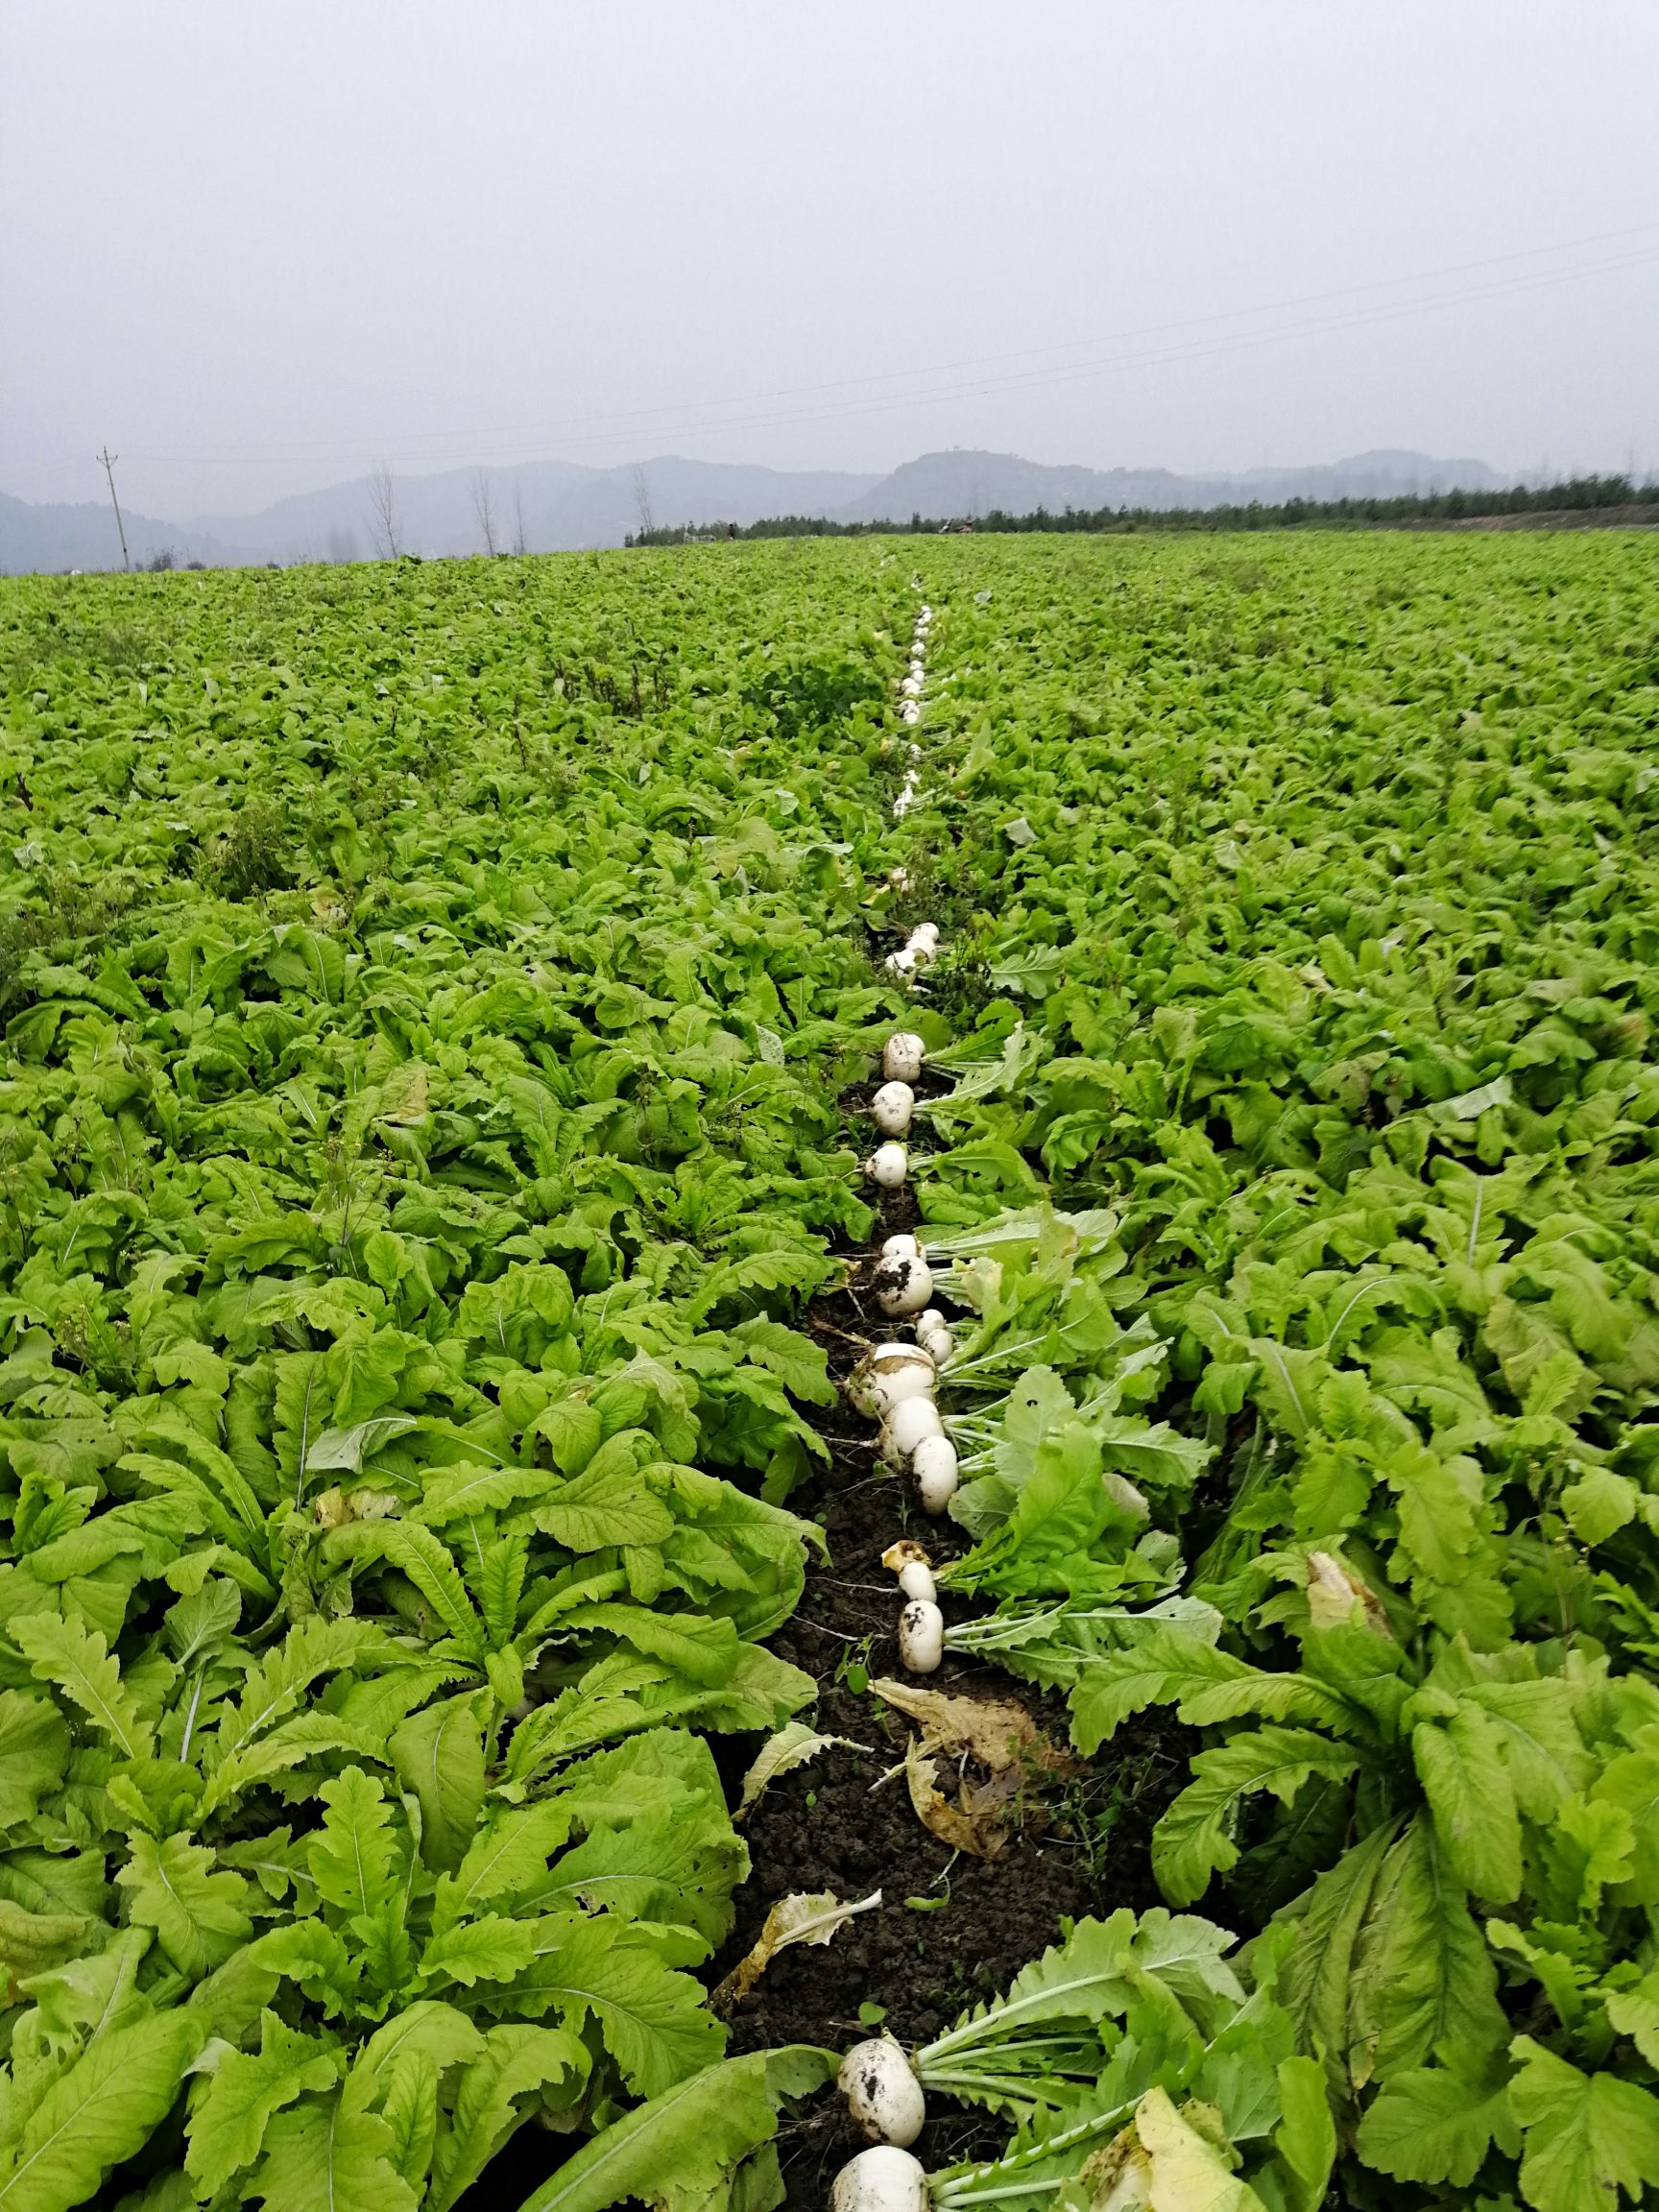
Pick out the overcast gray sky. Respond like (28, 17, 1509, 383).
(4, 0, 1656, 518)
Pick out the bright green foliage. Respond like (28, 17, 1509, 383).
(895, 531, 1659, 2212)
(5, 530, 1659, 2211)
(0, 545, 922, 2208)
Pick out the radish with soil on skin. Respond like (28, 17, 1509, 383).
(883, 1031, 926, 1083)
(912, 1431, 959, 1512)
(872, 1081, 915, 1136)
(866, 1142, 907, 1190)
(898, 1598, 945, 1673)
(830, 2145, 928, 2212)
(884, 947, 917, 979)
(881, 1232, 921, 1262)
(876, 1254, 934, 1316)
(851, 1344, 935, 1420)
(838, 2039, 927, 2149)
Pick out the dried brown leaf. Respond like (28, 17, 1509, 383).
(710, 1888, 881, 2014)
(903, 1741, 1013, 1860)
(873, 1678, 1069, 1776)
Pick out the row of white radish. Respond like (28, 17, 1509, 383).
(892, 603, 930, 818)
(827, 608, 956, 2210)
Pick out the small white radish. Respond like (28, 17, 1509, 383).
(888, 865, 908, 890)
(915, 1308, 947, 1335)
(901, 674, 923, 698)
(838, 2038, 926, 2148)
(881, 1232, 921, 1261)
(912, 1432, 959, 1512)
(853, 1346, 934, 1421)
(872, 1081, 914, 1137)
(900, 702, 921, 725)
(898, 1558, 937, 1603)
(919, 1325, 953, 1368)
(867, 1142, 907, 1189)
(831, 2146, 928, 2212)
(884, 947, 917, 978)
(884, 1394, 943, 1459)
(877, 1256, 934, 1318)
(883, 1032, 926, 1083)
(908, 922, 940, 950)
(898, 1599, 945, 1673)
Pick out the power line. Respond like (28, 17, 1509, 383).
(116, 217, 1659, 473)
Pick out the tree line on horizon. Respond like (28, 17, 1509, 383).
(624, 470, 1659, 546)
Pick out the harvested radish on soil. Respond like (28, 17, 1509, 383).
(830, 2146, 927, 2212)
(882, 1030, 926, 1081)
(836, 2039, 926, 2148)
(910, 1431, 959, 1510)
(897, 1598, 945, 1671)
(882, 1393, 943, 1461)
(870, 1080, 915, 1134)
(875, 1253, 932, 1315)
(866, 1141, 907, 1188)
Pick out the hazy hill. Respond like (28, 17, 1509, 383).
(0, 446, 1509, 572)
(186, 457, 884, 564)
(0, 492, 244, 575)
(841, 446, 1506, 521)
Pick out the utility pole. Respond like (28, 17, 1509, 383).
(97, 446, 131, 570)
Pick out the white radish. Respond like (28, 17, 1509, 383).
(898, 1599, 945, 1673)
(872, 1082, 914, 1137)
(884, 1395, 943, 1460)
(915, 1308, 947, 1334)
(867, 1142, 907, 1189)
(838, 2039, 926, 2148)
(881, 1232, 921, 1262)
(853, 1347, 935, 1420)
(877, 1256, 934, 1318)
(830, 2146, 928, 2212)
(919, 1325, 953, 1368)
(900, 702, 921, 725)
(912, 1432, 959, 1512)
(901, 675, 923, 698)
(884, 948, 916, 978)
(898, 1558, 937, 1603)
(883, 1032, 926, 1083)
(888, 865, 908, 890)
(907, 923, 939, 951)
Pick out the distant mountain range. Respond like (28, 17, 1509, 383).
(0, 446, 1509, 574)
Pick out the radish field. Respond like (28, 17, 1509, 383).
(1, 530, 1658, 2212)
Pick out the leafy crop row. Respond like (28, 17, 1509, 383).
(0, 550, 931, 2209)
(884, 530, 1659, 2210)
